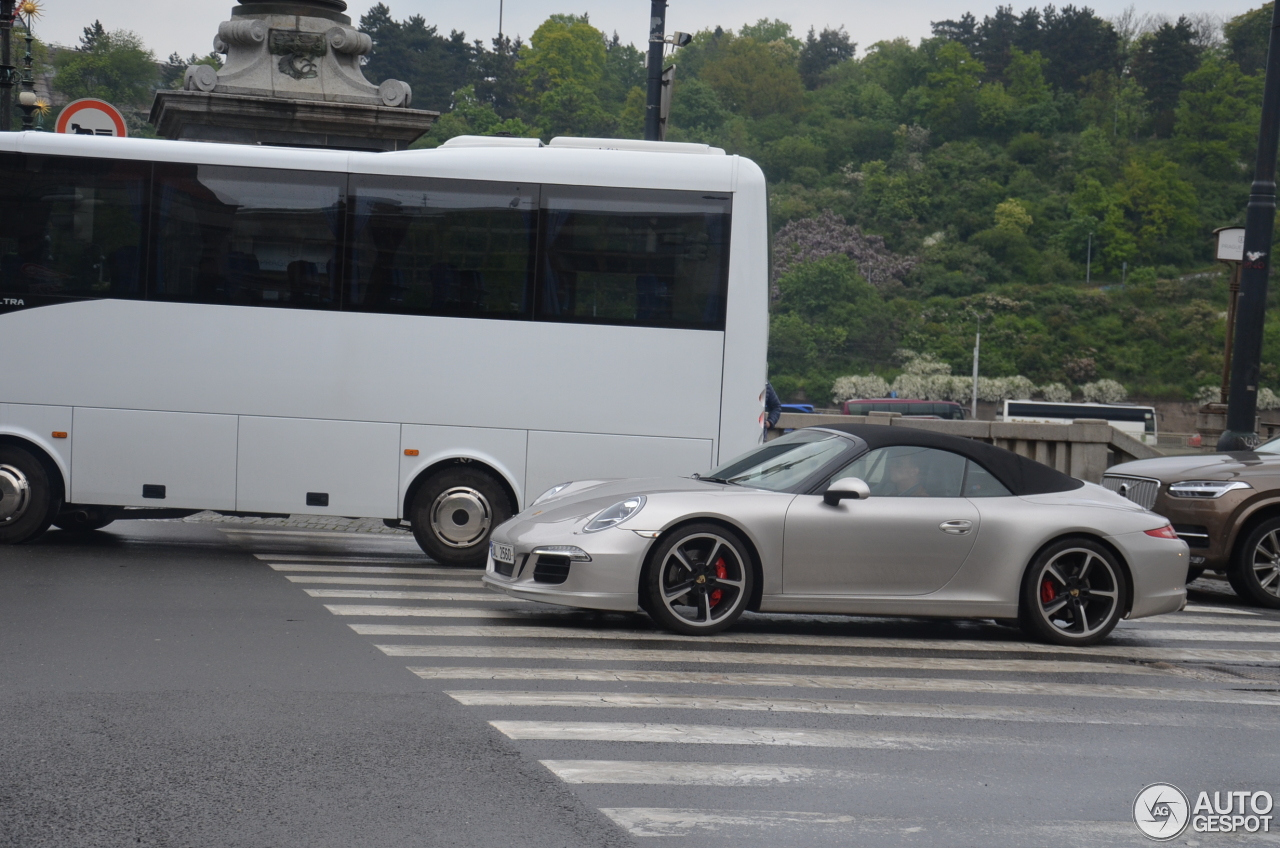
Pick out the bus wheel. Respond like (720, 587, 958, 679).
(410, 467, 512, 567)
(0, 445, 59, 544)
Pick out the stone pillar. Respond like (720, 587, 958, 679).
(150, 0, 437, 151)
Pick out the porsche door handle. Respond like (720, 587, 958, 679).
(939, 520, 973, 535)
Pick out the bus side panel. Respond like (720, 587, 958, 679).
(399, 424, 528, 516)
(718, 158, 770, 464)
(236, 417, 400, 518)
(0, 403, 74, 493)
(524, 432, 714, 506)
(71, 408, 238, 509)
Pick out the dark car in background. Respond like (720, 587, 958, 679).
(1105, 439, 1280, 608)
(842, 399, 967, 420)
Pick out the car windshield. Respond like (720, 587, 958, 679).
(704, 429, 849, 492)
(1258, 437, 1280, 454)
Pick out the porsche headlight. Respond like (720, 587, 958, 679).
(533, 483, 572, 505)
(584, 496, 647, 533)
(1168, 480, 1252, 499)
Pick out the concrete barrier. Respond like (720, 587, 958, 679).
(769, 412, 1162, 483)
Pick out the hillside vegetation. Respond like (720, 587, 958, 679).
(46, 4, 1279, 403)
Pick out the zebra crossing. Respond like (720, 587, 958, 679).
(223, 527, 1280, 847)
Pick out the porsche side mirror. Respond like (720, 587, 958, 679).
(823, 477, 871, 506)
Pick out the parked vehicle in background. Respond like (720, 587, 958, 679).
(0, 132, 770, 566)
(780, 404, 815, 414)
(1003, 400, 1157, 446)
(485, 424, 1188, 645)
(842, 399, 967, 420)
(1104, 438, 1280, 607)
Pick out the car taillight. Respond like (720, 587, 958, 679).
(1144, 524, 1179, 540)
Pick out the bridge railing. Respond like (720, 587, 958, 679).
(769, 413, 1162, 483)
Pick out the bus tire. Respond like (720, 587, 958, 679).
(0, 444, 60, 545)
(409, 466, 512, 567)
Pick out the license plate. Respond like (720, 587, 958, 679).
(491, 541, 515, 564)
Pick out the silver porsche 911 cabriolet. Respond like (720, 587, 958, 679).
(482, 424, 1188, 645)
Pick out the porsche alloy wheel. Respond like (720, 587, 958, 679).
(644, 524, 754, 635)
(1020, 539, 1127, 646)
(1229, 519, 1280, 609)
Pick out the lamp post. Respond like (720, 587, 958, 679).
(16, 4, 34, 130)
(1086, 232, 1093, 284)
(644, 0, 667, 141)
(1220, 0, 1280, 451)
(0, 0, 14, 132)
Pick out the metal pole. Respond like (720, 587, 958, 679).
(970, 317, 980, 420)
(1086, 232, 1093, 284)
(1220, 1, 1280, 451)
(0, 0, 13, 132)
(644, 0, 667, 141)
(1220, 262, 1242, 405)
(498, 0, 503, 39)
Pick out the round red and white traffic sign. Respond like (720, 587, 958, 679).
(54, 98, 128, 137)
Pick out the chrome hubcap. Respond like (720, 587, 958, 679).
(0, 464, 31, 524)
(1251, 531, 1280, 598)
(430, 486, 491, 548)
(658, 533, 746, 628)
(1036, 548, 1120, 638)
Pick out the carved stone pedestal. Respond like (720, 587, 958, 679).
(149, 0, 437, 151)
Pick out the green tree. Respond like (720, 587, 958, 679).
(700, 36, 805, 119)
(1225, 2, 1272, 74)
(54, 28, 157, 108)
(518, 14, 606, 96)
(1130, 17, 1203, 137)
(1174, 55, 1263, 177)
(798, 26, 856, 88)
(919, 41, 985, 137)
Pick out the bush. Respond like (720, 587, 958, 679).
(1039, 382, 1072, 402)
(1081, 379, 1128, 403)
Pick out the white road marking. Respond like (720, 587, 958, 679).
(271, 564, 474, 576)
(1183, 605, 1262, 616)
(491, 720, 1001, 749)
(1112, 629, 1280, 644)
(324, 604, 528, 617)
(412, 667, 1280, 706)
(600, 810, 1155, 843)
(344, 622, 1280, 662)
(1132, 615, 1280, 628)
(220, 528, 417, 541)
(382, 644, 1155, 674)
(288, 576, 483, 588)
(305, 589, 497, 600)
(540, 760, 863, 786)
(256, 554, 434, 564)
(449, 690, 1280, 723)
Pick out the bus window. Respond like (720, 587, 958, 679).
(152, 165, 343, 309)
(0, 153, 147, 301)
(537, 186, 731, 330)
(346, 176, 536, 318)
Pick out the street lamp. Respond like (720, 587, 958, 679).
(0, 0, 14, 132)
(14, 0, 37, 130)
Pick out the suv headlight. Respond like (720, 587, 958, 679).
(533, 483, 571, 505)
(584, 496, 647, 533)
(1168, 480, 1252, 499)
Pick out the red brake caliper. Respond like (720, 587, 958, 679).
(710, 556, 727, 607)
(1040, 578, 1057, 605)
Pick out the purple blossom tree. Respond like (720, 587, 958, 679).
(772, 210, 917, 298)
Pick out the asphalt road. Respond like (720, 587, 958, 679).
(3, 520, 1280, 848)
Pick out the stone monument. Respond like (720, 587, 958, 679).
(150, 0, 437, 151)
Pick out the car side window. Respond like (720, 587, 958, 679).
(830, 446, 968, 498)
(963, 459, 1012, 497)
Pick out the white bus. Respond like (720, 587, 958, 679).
(1002, 400, 1157, 446)
(0, 132, 768, 565)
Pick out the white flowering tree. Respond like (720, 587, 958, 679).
(1039, 383, 1071, 403)
(1081, 379, 1128, 404)
(831, 374, 891, 403)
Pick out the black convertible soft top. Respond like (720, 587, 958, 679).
(816, 423, 1085, 496)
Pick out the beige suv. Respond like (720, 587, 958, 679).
(1104, 440, 1280, 608)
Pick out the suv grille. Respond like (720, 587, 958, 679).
(1102, 475, 1160, 510)
(1173, 524, 1210, 549)
(533, 554, 571, 584)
